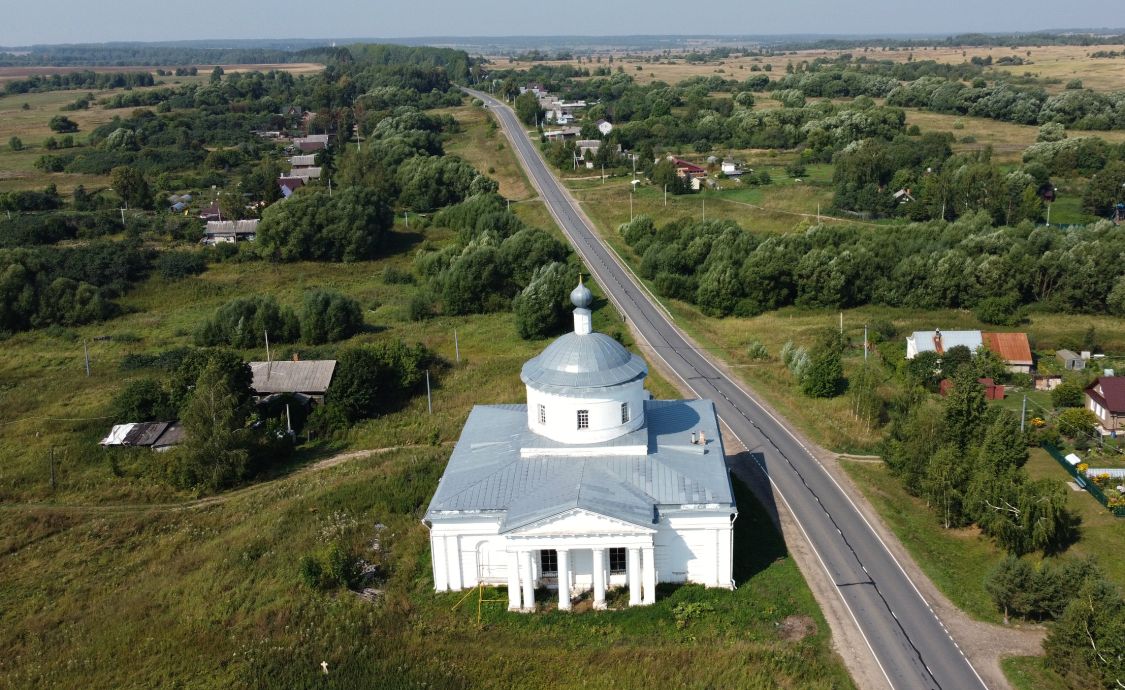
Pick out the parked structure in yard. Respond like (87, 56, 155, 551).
(721, 159, 744, 177)
(1086, 376, 1125, 434)
(424, 279, 736, 611)
(249, 358, 336, 401)
(1057, 349, 1087, 371)
(100, 422, 184, 451)
(203, 219, 258, 244)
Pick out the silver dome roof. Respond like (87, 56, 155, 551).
(521, 332, 647, 389)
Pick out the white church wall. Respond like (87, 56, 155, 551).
(654, 512, 735, 587)
(525, 380, 647, 444)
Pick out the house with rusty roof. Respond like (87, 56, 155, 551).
(982, 332, 1034, 374)
(1086, 376, 1125, 434)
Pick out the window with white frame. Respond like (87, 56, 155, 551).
(540, 549, 558, 575)
(577, 409, 589, 429)
(621, 402, 630, 424)
(609, 547, 627, 574)
(537, 403, 546, 425)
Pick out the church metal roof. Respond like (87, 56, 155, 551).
(520, 332, 648, 390)
(425, 400, 734, 532)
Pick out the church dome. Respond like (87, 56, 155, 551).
(521, 332, 647, 391)
(570, 281, 593, 309)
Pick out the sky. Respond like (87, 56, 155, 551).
(3, 0, 1123, 46)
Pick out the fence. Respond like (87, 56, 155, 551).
(1044, 445, 1125, 517)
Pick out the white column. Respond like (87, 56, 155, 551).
(432, 535, 448, 592)
(591, 548, 607, 610)
(557, 548, 571, 611)
(506, 550, 522, 611)
(642, 545, 657, 605)
(446, 535, 462, 591)
(521, 550, 535, 612)
(627, 547, 642, 606)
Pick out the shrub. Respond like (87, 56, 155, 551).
(157, 251, 206, 280)
(299, 543, 361, 591)
(1051, 380, 1085, 409)
(784, 162, 807, 178)
(1057, 408, 1098, 439)
(746, 340, 769, 360)
(8, 136, 22, 151)
(800, 348, 843, 398)
(48, 115, 78, 133)
(111, 378, 174, 421)
(974, 294, 1023, 326)
(300, 290, 364, 344)
(326, 341, 431, 423)
(382, 265, 415, 284)
(195, 296, 299, 348)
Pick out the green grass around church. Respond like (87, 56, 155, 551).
(1, 428, 854, 688)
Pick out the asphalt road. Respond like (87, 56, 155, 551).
(468, 87, 990, 690)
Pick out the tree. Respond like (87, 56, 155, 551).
(1044, 575, 1125, 688)
(47, 115, 78, 133)
(256, 187, 393, 262)
(513, 262, 571, 339)
(300, 290, 364, 344)
(110, 165, 153, 210)
(940, 344, 974, 378)
(1108, 275, 1125, 317)
(849, 363, 884, 433)
(943, 370, 988, 452)
(326, 342, 429, 423)
(8, 136, 22, 151)
(923, 445, 972, 528)
(210, 65, 224, 84)
(1057, 408, 1098, 440)
(986, 555, 1033, 624)
(1082, 160, 1125, 217)
(514, 91, 543, 125)
(170, 361, 251, 491)
(800, 345, 844, 398)
(977, 410, 1028, 472)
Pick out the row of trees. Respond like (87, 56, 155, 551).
(195, 291, 364, 348)
(618, 213, 1125, 318)
(884, 372, 1077, 554)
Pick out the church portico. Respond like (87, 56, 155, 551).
(502, 532, 656, 612)
(424, 278, 736, 613)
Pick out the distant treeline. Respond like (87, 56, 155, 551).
(771, 31, 1125, 52)
(3, 70, 155, 94)
(0, 44, 344, 67)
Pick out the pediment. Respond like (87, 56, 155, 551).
(509, 507, 654, 536)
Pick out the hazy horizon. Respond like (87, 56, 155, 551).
(3, 0, 1123, 47)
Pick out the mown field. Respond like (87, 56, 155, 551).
(489, 43, 1125, 92)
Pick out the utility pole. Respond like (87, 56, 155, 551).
(1020, 395, 1027, 433)
(454, 328, 460, 364)
(264, 329, 273, 378)
(49, 447, 56, 492)
(664, 184, 667, 207)
(863, 324, 868, 362)
(426, 370, 433, 415)
(119, 207, 126, 225)
(405, 211, 409, 228)
(817, 203, 820, 223)
(839, 312, 843, 333)
(83, 340, 91, 376)
(702, 197, 705, 222)
(629, 191, 633, 221)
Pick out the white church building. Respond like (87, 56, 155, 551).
(424, 279, 737, 611)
